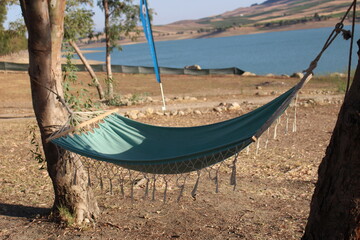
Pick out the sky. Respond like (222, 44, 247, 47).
(5, 0, 264, 31)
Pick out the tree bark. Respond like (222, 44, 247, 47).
(303, 40, 360, 239)
(103, 0, 114, 99)
(69, 40, 105, 100)
(21, 0, 99, 225)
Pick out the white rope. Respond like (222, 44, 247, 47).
(159, 82, 167, 111)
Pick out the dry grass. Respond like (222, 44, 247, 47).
(0, 71, 344, 239)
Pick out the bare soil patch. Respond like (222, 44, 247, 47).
(0, 71, 344, 239)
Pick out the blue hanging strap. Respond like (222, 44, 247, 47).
(140, 0, 161, 83)
(140, 0, 166, 110)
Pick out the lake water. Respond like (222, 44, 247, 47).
(83, 25, 359, 75)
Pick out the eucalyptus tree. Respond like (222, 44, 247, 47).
(64, 0, 105, 100)
(302, 40, 360, 239)
(97, 0, 140, 99)
(20, 0, 99, 225)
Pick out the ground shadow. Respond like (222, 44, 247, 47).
(0, 203, 50, 218)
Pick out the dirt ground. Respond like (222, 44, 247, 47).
(0, 71, 345, 239)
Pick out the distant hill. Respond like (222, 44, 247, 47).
(149, 0, 355, 42)
(177, 0, 350, 28)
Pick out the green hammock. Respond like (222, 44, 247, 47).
(47, 0, 354, 176)
(50, 86, 297, 174)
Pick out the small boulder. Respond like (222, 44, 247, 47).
(242, 71, 256, 77)
(137, 112, 146, 118)
(145, 108, 154, 115)
(291, 72, 304, 79)
(228, 102, 241, 111)
(128, 110, 139, 119)
(213, 107, 223, 113)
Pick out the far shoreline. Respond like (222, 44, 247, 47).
(80, 19, 343, 49)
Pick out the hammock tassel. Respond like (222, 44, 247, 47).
(264, 128, 270, 149)
(230, 154, 238, 191)
(130, 180, 135, 201)
(273, 118, 280, 139)
(207, 165, 221, 193)
(73, 167, 77, 186)
(144, 176, 150, 199)
(285, 110, 289, 134)
(214, 173, 219, 193)
(177, 184, 185, 202)
(119, 177, 125, 198)
(100, 174, 104, 192)
(191, 171, 201, 199)
(152, 175, 157, 201)
(109, 178, 113, 195)
(293, 94, 298, 132)
(163, 176, 169, 203)
(87, 167, 92, 187)
(255, 138, 261, 155)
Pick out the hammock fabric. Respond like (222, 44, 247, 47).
(51, 87, 296, 174)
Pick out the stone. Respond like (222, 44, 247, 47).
(228, 102, 241, 111)
(155, 111, 164, 116)
(128, 110, 139, 119)
(242, 71, 256, 77)
(137, 112, 146, 118)
(145, 96, 153, 102)
(330, 72, 346, 78)
(145, 108, 154, 115)
(184, 64, 201, 70)
(291, 72, 304, 79)
(266, 73, 275, 77)
(213, 107, 223, 112)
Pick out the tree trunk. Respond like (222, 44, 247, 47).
(69, 40, 105, 100)
(302, 40, 360, 239)
(103, 0, 114, 99)
(21, 0, 99, 225)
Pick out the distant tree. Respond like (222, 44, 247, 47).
(95, 32, 102, 41)
(314, 13, 321, 21)
(0, 17, 27, 55)
(20, 0, 99, 224)
(0, 0, 18, 29)
(0, 1, 27, 55)
(64, 0, 105, 100)
(8, 18, 26, 34)
(97, 0, 140, 99)
(88, 31, 94, 42)
(0, 0, 6, 30)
